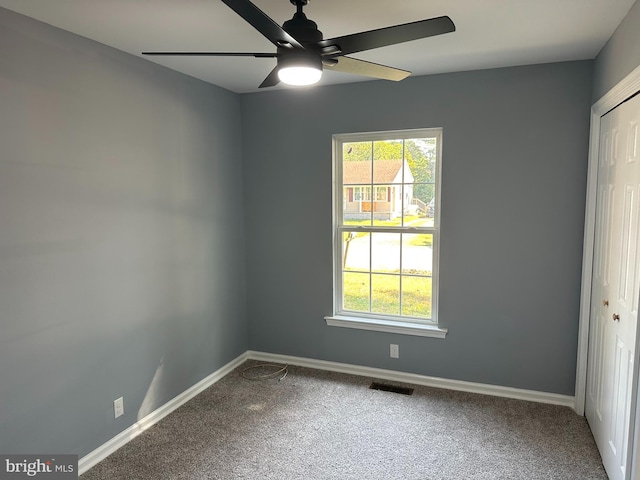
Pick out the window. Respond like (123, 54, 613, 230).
(350, 186, 388, 202)
(353, 186, 370, 201)
(375, 187, 389, 201)
(326, 128, 446, 338)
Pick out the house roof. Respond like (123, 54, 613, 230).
(343, 160, 408, 184)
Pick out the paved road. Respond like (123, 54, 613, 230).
(344, 233, 432, 273)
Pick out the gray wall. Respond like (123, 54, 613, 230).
(593, 0, 640, 101)
(242, 61, 593, 395)
(0, 8, 247, 457)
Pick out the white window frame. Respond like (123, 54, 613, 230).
(325, 128, 447, 338)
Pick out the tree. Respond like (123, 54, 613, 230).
(405, 139, 436, 204)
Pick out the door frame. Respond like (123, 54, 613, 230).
(575, 64, 640, 477)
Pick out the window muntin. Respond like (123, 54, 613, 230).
(334, 129, 441, 324)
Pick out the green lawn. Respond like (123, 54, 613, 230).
(406, 234, 433, 247)
(343, 272, 432, 319)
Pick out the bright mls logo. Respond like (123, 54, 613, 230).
(0, 455, 77, 479)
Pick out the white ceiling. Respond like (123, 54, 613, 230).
(0, 0, 636, 93)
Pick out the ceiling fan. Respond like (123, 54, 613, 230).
(142, 0, 455, 88)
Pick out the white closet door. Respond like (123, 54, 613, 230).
(586, 92, 640, 480)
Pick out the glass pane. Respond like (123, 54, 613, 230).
(371, 233, 400, 273)
(373, 140, 403, 161)
(401, 276, 432, 319)
(343, 272, 370, 313)
(402, 137, 436, 226)
(343, 185, 372, 226)
(342, 232, 370, 272)
(367, 184, 400, 226)
(373, 159, 403, 185)
(402, 234, 433, 275)
(343, 160, 372, 186)
(402, 183, 433, 227)
(372, 274, 400, 315)
(405, 138, 437, 181)
(344, 141, 373, 163)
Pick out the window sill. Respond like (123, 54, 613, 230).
(324, 315, 447, 339)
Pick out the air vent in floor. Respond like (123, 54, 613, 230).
(369, 382, 414, 396)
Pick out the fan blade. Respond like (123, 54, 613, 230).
(220, 0, 303, 50)
(315, 16, 455, 56)
(259, 66, 280, 88)
(324, 56, 410, 82)
(142, 52, 277, 57)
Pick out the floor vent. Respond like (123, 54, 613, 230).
(369, 382, 414, 396)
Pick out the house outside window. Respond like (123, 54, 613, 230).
(327, 128, 445, 337)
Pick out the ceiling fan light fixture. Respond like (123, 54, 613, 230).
(277, 53, 322, 86)
(278, 65, 322, 86)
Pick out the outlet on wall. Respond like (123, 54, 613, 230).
(114, 397, 124, 419)
(390, 344, 399, 359)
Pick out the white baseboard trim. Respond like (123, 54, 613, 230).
(78, 352, 249, 475)
(80, 349, 575, 475)
(247, 351, 576, 409)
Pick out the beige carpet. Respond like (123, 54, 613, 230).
(81, 361, 607, 479)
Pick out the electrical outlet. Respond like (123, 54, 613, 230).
(114, 397, 124, 419)
(390, 344, 399, 359)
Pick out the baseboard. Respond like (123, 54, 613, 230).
(247, 351, 576, 409)
(78, 352, 249, 475)
(80, 349, 575, 475)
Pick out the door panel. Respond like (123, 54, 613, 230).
(587, 110, 614, 442)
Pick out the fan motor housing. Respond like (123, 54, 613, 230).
(282, 13, 323, 44)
